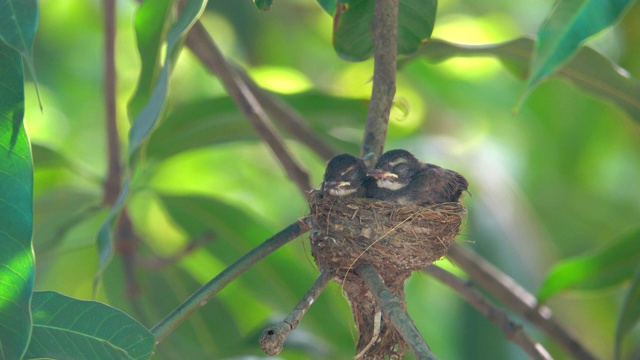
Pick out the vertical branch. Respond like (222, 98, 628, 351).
(103, 0, 121, 206)
(360, 0, 399, 167)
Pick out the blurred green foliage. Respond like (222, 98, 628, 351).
(5, 0, 640, 359)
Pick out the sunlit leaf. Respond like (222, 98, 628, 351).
(521, 0, 636, 106)
(408, 37, 640, 122)
(253, 0, 273, 11)
(147, 92, 367, 160)
(128, 0, 172, 121)
(0, 0, 40, 110)
(333, 0, 437, 61)
(316, 0, 337, 15)
(0, 40, 34, 360)
(24, 291, 155, 360)
(537, 228, 640, 302)
(615, 266, 640, 360)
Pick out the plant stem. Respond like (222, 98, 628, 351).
(424, 266, 552, 360)
(358, 264, 438, 360)
(102, 0, 121, 206)
(360, 0, 399, 167)
(150, 219, 310, 343)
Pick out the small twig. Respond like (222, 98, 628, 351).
(185, 22, 312, 195)
(102, 0, 121, 206)
(424, 266, 552, 360)
(357, 264, 438, 360)
(447, 243, 597, 360)
(360, 0, 399, 167)
(150, 219, 311, 343)
(259, 268, 333, 355)
(234, 65, 338, 161)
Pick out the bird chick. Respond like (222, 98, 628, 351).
(367, 149, 468, 206)
(320, 153, 368, 198)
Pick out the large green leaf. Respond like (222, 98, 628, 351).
(146, 92, 367, 160)
(0, 0, 40, 113)
(0, 40, 34, 360)
(333, 0, 437, 61)
(537, 228, 640, 302)
(615, 266, 640, 360)
(128, 0, 207, 158)
(127, 0, 172, 121)
(522, 0, 636, 104)
(24, 291, 155, 360)
(409, 37, 640, 122)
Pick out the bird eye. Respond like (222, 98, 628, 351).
(394, 163, 411, 177)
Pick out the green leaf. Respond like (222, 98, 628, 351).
(409, 37, 640, 123)
(316, 0, 337, 15)
(0, 0, 41, 110)
(94, 179, 130, 297)
(253, 0, 273, 11)
(128, 0, 172, 121)
(146, 91, 366, 160)
(32, 142, 101, 182)
(333, 0, 437, 61)
(521, 0, 636, 105)
(615, 266, 640, 360)
(0, 40, 34, 360)
(537, 228, 640, 302)
(128, 0, 207, 158)
(24, 291, 155, 360)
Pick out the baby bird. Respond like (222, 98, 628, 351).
(367, 149, 468, 206)
(320, 153, 368, 198)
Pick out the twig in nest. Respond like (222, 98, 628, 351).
(185, 22, 312, 195)
(424, 265, 552, 360)
(447, 243, 596, 360)
(357, 264, 438, 360)
(259, 269, 333, 356)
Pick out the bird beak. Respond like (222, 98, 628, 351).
(324, 181, 351, 189)
(367, 169, 398, 180)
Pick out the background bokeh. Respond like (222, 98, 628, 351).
(28, 0, 640, 358)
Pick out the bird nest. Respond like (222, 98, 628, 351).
(308, 190, 466, 277)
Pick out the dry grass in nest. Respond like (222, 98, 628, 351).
(308, 190, 467, 278)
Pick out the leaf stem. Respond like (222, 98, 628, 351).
(150, 219, 310, 343)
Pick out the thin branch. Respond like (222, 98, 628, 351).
(447, 243, 597, 360)
(150, 219, 311, 343)
(233, 65, 338, 161)
(424, 266, 552, 360)
(185, 22, 312, 195)
(102, 0, 121, 206)
(360, 0, 399, 167)
(259, 268, 333, 355)
(357, 264, 438, 360)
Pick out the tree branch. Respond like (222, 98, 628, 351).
(424, 266, 552, 360)
(234, 65, 338, 161)
(358, 264, 438, 360)
(259, 268, 333, 355)
(447, 244, 596, 360)
(102, 0, 121, 206)
(150, 219, 311, 343)
(360, 0, 399, 167)
(184, 22, 312, 194)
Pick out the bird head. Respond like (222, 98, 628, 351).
(367, 149, 421, 190)
(321, 154, 367, 197)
